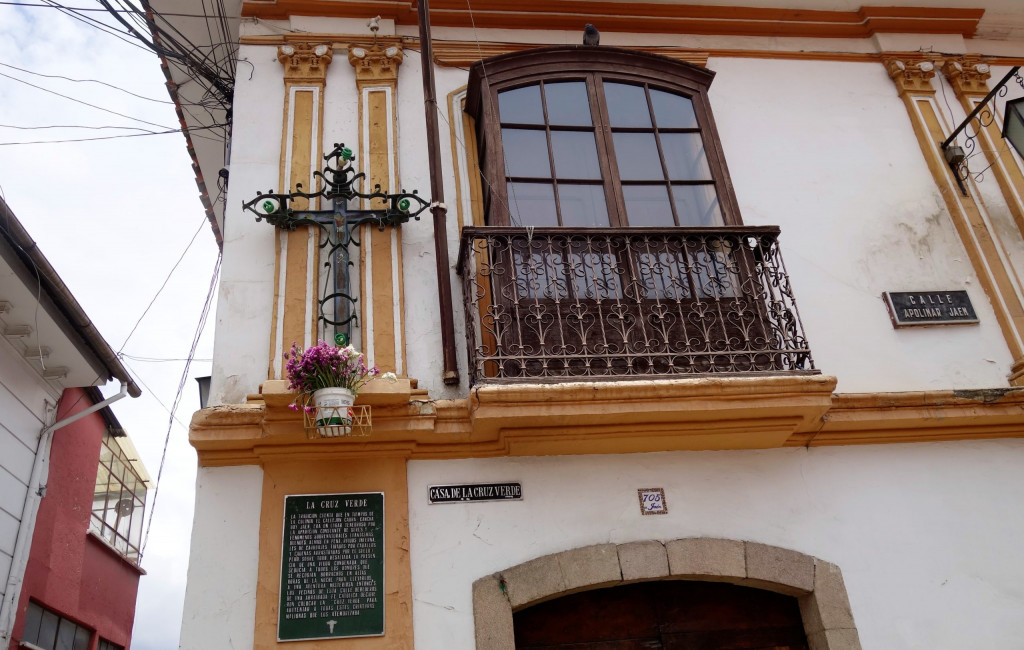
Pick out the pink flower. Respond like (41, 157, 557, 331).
(283, 339, 385, 403)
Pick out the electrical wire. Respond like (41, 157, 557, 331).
(119, 359, 193, 431)
(0, 70, 174, 130)
(139, 249, 221, 560)
(0, 123, 159, 132)
(0, 0, 241, 18)
(121, 353, 213, 362)
(37, 0, 152, 53)
(117, 215, 208, 354)
(0, 123, 227, 145)
(0, 60, 174, 104)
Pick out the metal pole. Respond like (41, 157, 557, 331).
(417, 0, 460, 385)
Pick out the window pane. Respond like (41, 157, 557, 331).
(650, 89, 698, 128)
(507, 182, 558, 226)
(662, 133, 713, 181)
(98, 440, 112, 464)
(672, 184, 723, 226)
(558, 184, 609, 227)
(38, 609, 59, 648)
(544, 82, 591, 126)
(605, 83, 651, 128)
(551, 131, 601, 180)
(73, 626, 91, 650)
(501, 128, 550, 178)
(498, 85, 544, 124)
(613, 133, 664, 181)
(56, 618, 78, 650)
(23, 602, 43, 643)
(623, 185, 674, 226)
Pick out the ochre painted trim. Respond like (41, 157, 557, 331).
(428, 41, 709, 67)
(348, 43, 406, 374)
(884, 56, 1024, 386)
(241, 2, 982, 38)
(239, 36, 1024, 68)
(190, 377, 1024, 467)
(447, 87, 486, 232)
(269, 44, 333, 378)
(789, 388, 1024, 446)
(253, 457, 414, 649)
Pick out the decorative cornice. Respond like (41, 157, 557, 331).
(242, 2, 984, 39)
(941, 56, 993, 97)
(347, 42, 404, 86)
(426, 40, 709, 68)
(192, 378, 1024, 465)
(787, 387, 1024, 447)
(884, 57, 937, 96)
(276, 42, 333, 84)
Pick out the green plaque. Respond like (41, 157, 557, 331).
(278, 493, 385, 641)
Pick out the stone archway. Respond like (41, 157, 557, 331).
(472, 538, 861, 650)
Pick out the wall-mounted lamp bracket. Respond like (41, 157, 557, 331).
(940, 65, 1023, 194)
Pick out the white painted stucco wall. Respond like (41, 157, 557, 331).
(709, 56, 1016, 391)
(407, 440, 1024, 649)
(0, 340, 51, 642)
(214, 26, 1024, 402)
(178, 465, 264, 650)
(208, 41, 284, 406)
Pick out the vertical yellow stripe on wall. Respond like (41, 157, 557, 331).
(367, 89, 398, 369)
(268, 43, 333, 379)
(282, 90, 315, 358)
(348, 40, 405, 375)
(886, 57, 1024, 384)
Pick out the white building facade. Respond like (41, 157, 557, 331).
(154, 1, 1024, 648)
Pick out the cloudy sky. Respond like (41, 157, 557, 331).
(0, 3, 222, 648)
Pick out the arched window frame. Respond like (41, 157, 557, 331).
(465, 46, 743, 228)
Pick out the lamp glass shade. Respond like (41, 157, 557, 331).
(1004, 97, 1024, 160)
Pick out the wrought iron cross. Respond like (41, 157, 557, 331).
(243, 142, 430, 347)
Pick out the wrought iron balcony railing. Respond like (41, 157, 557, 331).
(457, 226, 816, 384)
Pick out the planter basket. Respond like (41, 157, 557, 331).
(301, 388, 371, 438)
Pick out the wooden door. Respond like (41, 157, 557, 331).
(513, 581, 809, 650)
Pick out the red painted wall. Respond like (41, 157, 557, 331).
(8, 388, 143, 650)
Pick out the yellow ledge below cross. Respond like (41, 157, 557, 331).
(188, 374, 1024, 465)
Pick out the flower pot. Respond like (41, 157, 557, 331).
(311, 387, 355, 436)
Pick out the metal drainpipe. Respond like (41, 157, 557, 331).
(417, 0, 460, 386)
(0, 382, 129, 644)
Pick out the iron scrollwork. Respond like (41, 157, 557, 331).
(942, 65, 1024, 191)
(243, 142, 430, 346)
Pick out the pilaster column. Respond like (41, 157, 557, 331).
(347, 40, 406, 375)
(885, 57, 1024, 384)
(941, 57, 1024, 238)
(269, 43, 333, 379)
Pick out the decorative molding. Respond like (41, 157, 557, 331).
(884, 57, 937, 96)
(347, 42, 404, 87)
(190, 377, 1024, 466)
(276, 42, 334, 83)
(426, 40, 709, 68)
(241, 1, 983, 39)
(941, 56, 993, 97)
